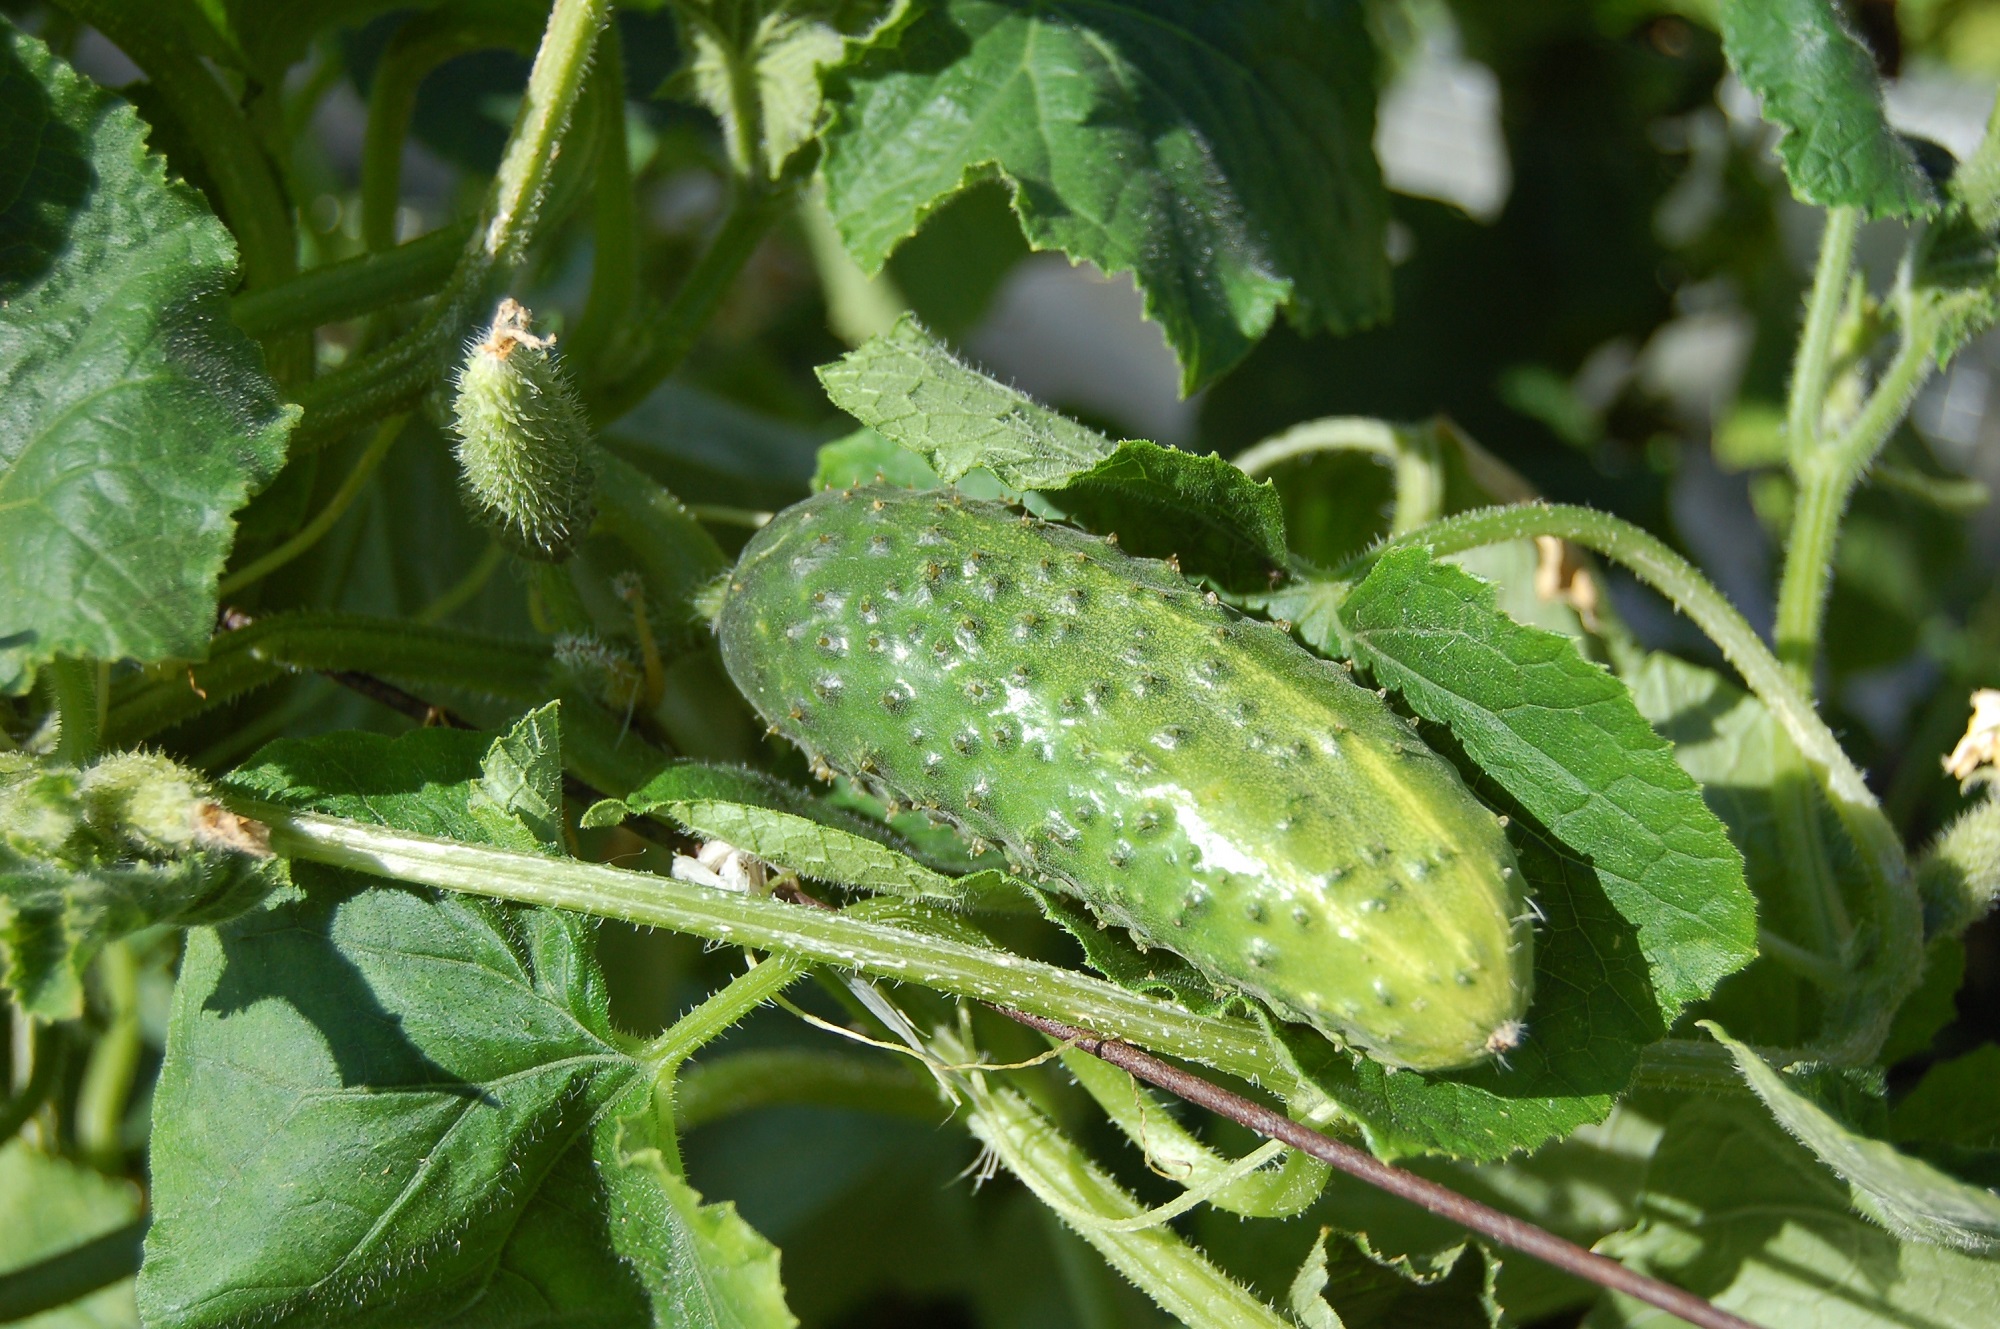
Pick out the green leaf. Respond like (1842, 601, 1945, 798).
(1047, 442, 1288, 590)
(666, 0, 910, 178)
(811, 425, 943, 491)
(1288, 1229, 1498, 1329)
(184, 0, 451, 81)
(1705, 1022, 2000, 1256)
(0, 26, 296, 693)
(1345, 550, 1756, 1018)
(0, 1140, 142, 1329)
(470, 702, 567, 852)
(1915, 99, 2000, 366)
(144, 717, 796, 1328)
(821, 0, 1389, 390)
(1892, 1045, 2000, 1149)
(817, 317, 1287, 584)
(599, 1108, 798, 1329)
(1718, 0, 1935, 219)
(817, 316, 1120, 488)
(1595, 1096, 2000, 1329)
(0, 753, 276, 1019)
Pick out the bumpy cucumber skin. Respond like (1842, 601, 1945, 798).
(717, 488, 1533, 1071)
(450, 300, 594, 562)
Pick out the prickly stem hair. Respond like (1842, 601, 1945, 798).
(451, 299, 595, 562)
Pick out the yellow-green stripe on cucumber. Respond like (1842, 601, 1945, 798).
(716, 487, 1533, 1071)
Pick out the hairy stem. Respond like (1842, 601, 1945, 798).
(248, 805, 1285, 1087)
(1784, 207, 1859, 464)
(1002, 1010, 1762, 1329)
(292, 0, 612, 453)
(230, 223, 471, 338)
(1774, 324, 1936, 682)
(104, 614, 553, 746)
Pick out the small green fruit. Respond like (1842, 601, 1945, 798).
(715, 487, 1535, 1072)
(451, 299, 595, 562)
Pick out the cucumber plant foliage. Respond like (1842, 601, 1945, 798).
(3, 1, 2000, 1327)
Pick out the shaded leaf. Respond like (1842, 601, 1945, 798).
(1892, 1045, 2000, 1150)
(1706, 1022, 2000, 1256)
(1718, 0, 1934, 218)
(1047, 441, 1287, 590)
(1594, 1096, 2000, 1329)
(0, 1140, 143, 1329)
(1346, 550, 1756, 1018)
(144, 716, 795, 1327)
(0, 27, 295, 692)
(821, 0, 1389, 389)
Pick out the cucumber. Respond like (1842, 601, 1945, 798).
(715, 488, 1533, 1071)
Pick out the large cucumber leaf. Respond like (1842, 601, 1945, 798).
(0, 25, 295, 693)
(821, 0, 1389, 391)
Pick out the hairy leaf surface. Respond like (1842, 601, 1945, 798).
(0, 27, 295, 692)
(1347, 549, 1756, 1017)
(821, 0, 1388, 389)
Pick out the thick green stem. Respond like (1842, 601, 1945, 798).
(231, 223, 471, 338)
(293, 0, 612, 453)
(950, 1038, 1291, 1329)
(104, 614, 553, 747)
(591, 184, 794, 422)
(250, 805, 1286, 1087)
(1785, 207, 1860, 463)
(218, 417, 408, 597)
(564, 28, 636, 378)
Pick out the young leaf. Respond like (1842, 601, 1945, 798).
(817, 317, 1287, 584)
(816, 316, 1119, 489)
(1596, 1096, 2000, 1329)
(1718, 0, 1934, 219)
(665, 0, 911, 178)
(0, 754, 276, 1019)
(1345, 549, 1756, 1018)
(1705, 1022, 2000, 1256)
(145, 716, 797, 1328)
(821, 0, 1389, 390)
(0, 27, 296, 692)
